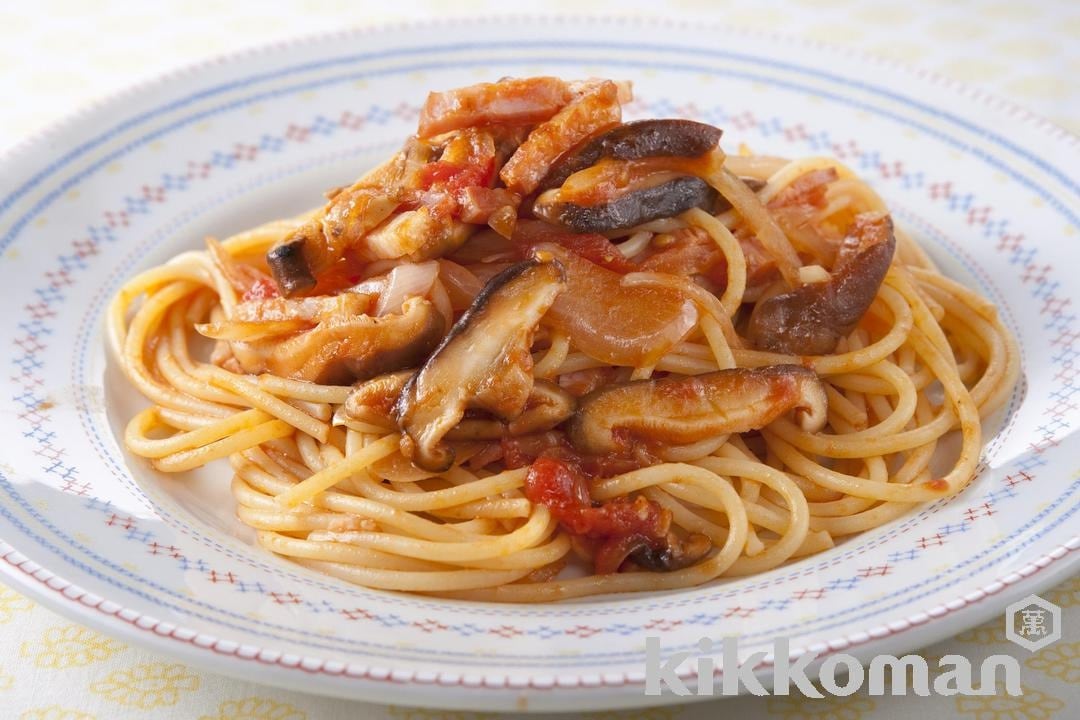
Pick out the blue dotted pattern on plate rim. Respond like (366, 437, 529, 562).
(2, 38, 1078, 666)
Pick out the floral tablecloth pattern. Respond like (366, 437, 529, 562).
(1, 0, 1077, 718)
(0, 578, 1076, 719)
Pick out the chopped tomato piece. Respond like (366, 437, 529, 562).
(419, 159, 494, 194)
(524, 454, 592, 511)
(524, 453, 674, 574)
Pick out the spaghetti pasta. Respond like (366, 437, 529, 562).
(109, 76, 1019, 601)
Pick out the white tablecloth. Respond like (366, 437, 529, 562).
(1, 1, 1077, 718)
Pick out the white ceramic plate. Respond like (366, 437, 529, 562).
(0, 16, 1077, 713)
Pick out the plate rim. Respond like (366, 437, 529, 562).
(3, 538, 1077, 710)
(1, 13, 1078, 710)
(2, 13, 1077, 172)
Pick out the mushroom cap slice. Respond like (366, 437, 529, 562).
(345, 376, 576, 441)
(266, 231, 318, 297)
(530, 119, 724, 233)
(445, 380, 577, 441)
(267, 152, 415, 296)
(534, 174, 717, 234)
(342, 370, 415, 428)
(567, 364, 828, 455)
(536, 118, 723, 192)
(394, 258, 567, 472)
(747, 212, 896, 356)
(261, 296, 446, 385)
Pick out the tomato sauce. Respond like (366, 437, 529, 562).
(523, 453, 672, 574)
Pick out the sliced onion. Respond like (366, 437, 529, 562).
(437, 259, 484, 310)
(374, 261, 440, 316)
(539, 245, 698, 367)
(195, 319, 311, 341)
(466, 262, 515, 286)
(347, 277, 385, 297)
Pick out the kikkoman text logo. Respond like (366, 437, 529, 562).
(645, 594, 1062, 697)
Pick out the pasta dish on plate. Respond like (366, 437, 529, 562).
(108, 76, 1019, 601)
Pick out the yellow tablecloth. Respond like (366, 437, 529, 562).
(1, 1, 1077, 717)
(0, 578, 1076, 718)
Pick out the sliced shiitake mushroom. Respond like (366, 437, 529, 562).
(746, 212, 896, 356)
(253, 297, 445, 385)
(267, 133, 490, 297)
(536, 119, 724, 192)
(266, 150, 419, 296)
(345, 376, 575, 441)
(534, 174, 718, 234)
(531, 119, 725, 234)
(394, 258, 567, 471)
(446, 380, 576, 440)
(567, 364, 828, 455)
(266, 231, 318, 297)
(342, 370, 415, 428)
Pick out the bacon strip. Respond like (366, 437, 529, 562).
(417, 77, 575, 139)
(499, 80, 624, 195)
